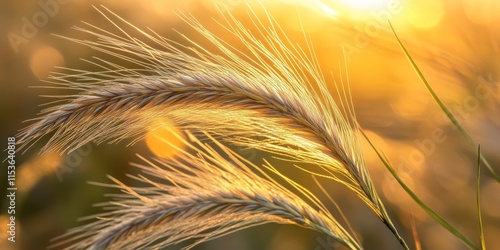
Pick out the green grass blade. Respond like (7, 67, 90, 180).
(361, 130, 480, 250)
(476, 145, 486, 250)
(388, 22, 500, 182)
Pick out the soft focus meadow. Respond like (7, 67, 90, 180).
(1, 0, 499, 249)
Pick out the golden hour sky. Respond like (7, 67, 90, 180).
(1, 0, 499, 249)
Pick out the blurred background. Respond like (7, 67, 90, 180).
(1, 0, 500, 249)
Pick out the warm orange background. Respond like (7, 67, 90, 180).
(1, 0, 499, 249)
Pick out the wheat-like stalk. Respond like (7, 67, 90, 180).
(19, 4, 408, 249)
(52, 133, 361, 250)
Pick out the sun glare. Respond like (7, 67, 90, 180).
(339, 0, 390, 10)
(314, 0, 338, 16)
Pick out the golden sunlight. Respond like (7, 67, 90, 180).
(313, 0, 338, 16)
(405, 0, 444, 29)
(145, 121, 185, 159)
(463, 0, 500, 25)
(339, 0, 391, 10)
(270, 0, 338, 16)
